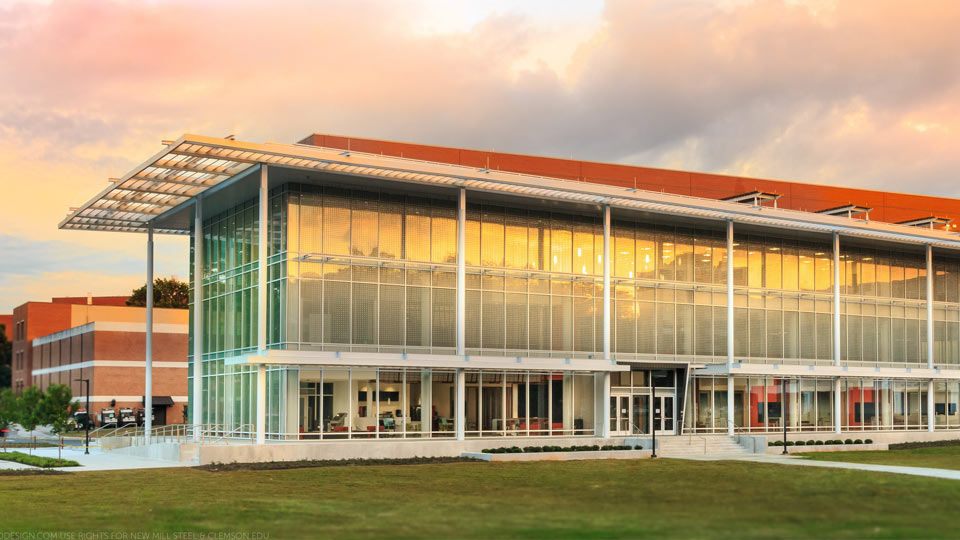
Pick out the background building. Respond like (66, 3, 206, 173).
(10, 296, 128, 392)
(58, 133, 960, 454)
(10, 296, 188, 426)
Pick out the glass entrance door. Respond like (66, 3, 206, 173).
(653, 395, 675, 434)
(610, 395, 631, 435)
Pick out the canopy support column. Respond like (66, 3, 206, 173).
(144, 223, 154, 443)
(192, 198, 203, 438)
(256, 165, 268, 445)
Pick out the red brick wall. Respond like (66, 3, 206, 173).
(11, 302, 72, 392)
(300, 133, 960, 228)
(31, 328, 187, 426)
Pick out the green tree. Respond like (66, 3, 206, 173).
(127, 277, 189, 309)
(40, 384, 74, 461)
(17, 386, 43, 454)
(0, 388, 16, 452)
(0, 323, 11, 389)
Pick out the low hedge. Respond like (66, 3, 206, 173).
(890, 439, 960, 450)
(481, 444, 641, 454)
(768, 439, 872, 447)
(0, 451, 80, 468)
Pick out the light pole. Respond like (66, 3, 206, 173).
(651, 373, 657, 459)
(75, 378, 90, 454)
(782, 382, 788, 455)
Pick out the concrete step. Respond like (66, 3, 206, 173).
(652, 436, 750, 456)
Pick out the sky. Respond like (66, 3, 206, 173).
(0, 0, 959, 312)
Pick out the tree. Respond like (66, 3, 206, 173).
(0, 389, 16, 452)
(127, 277, 189, 309)
(0, 323, 11, 389)
(17, 386, 43, 454)
(40, 384, 74, 462)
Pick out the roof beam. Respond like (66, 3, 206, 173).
(102, 193, 181, 207)
(114, 184, 200, 197)
(151, 157, 250, 176)
(129, 170, 221, 187)
(87, 202, 168, 215)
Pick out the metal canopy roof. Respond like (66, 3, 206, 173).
(60, 136, 259, 234)
(60, 134, 960, 251)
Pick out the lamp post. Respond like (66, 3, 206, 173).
(75, 378, 90, 454)
(651, 372, 657, 459)
(782, 382, 788, 455)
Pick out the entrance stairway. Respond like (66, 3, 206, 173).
(630, 435, 751, 457)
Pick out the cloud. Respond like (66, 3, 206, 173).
(0, 0, 959, 309)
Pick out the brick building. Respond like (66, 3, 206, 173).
(10, 297, 188, 426)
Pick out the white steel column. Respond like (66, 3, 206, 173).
(834, 378, 842, 434)
(255, 165, 268, 444)
(726, 221, 734, 435)
(834, 232, 842, 434)
(455, 368, 465, 440)
(927, 245, 935, 432)
(600, 372, 610, 437)
(603, 205, 611, 362)
(144, 223, 154, 443)
(457, 188, 466, 356)
(834, 233, 841, 366)
(192, 198, 203, 435)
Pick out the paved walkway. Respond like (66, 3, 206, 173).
(666, 452, 960, 481)
(734, 454, 960, 480)
(0, 446, 193, 472)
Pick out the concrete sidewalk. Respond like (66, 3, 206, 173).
(734, 454, 960, 481)
(0, 446, 193, 472)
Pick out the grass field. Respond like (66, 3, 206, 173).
(1, 459, 959, 539)
(799, 445, 960, 471)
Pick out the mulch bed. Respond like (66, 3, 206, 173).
(889, 439, 960, 450)
(197, 456, 481, 472)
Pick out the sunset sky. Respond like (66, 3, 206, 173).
(1, 0, 959, 312)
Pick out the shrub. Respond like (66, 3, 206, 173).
(0, 451, 80, 468)
(865, 439, 873, 444)
(795, 440, 806, 446)
(815, 440, 824, 445)
(785, 441, 795, 446)
(806, 440, 816, 445)
(854, 439, 863, 444)
(770, 440, 783, 446)
(844, 438, 853, 445)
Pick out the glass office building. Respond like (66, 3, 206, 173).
(61, 133, 960, 444)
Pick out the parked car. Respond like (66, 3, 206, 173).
(99, 408, 117, 429)
(118, 407, 137, 427)
(136, 408, 155, 427)
(70, 410, 93, 431)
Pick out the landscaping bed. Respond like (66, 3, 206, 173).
(197, 456, 480, 472)
(766, 439, 888, 454)
(0, 451, 81, 468)
(465, 444, 649, 462)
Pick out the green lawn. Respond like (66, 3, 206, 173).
(799, 445, 960, 471)
(1, 459, 958, 539)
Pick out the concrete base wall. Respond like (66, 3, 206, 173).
(464, 449, 651, 461)
(759, 431, 960, 445)
(113, 442, 198, 462)
(197, 436, 620, 466)
(767, 443, 888, 454)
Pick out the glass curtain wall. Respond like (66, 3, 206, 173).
(689, 376, 960, 433)
(611, 223, 727, 361)
(189, 187, 289, 434)
(463, 205, 603, 357)
(296, 367, 596, 440)
(839, 247, 931, 367)
(933, 256, 960, 365)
